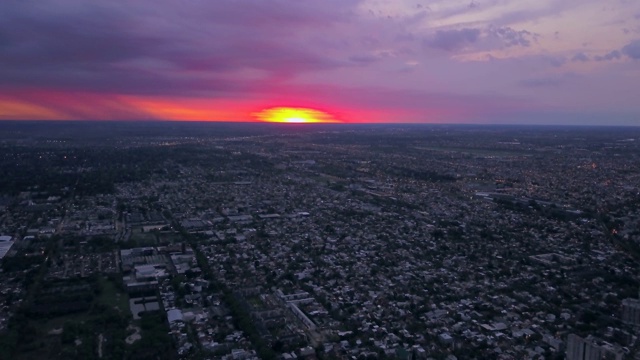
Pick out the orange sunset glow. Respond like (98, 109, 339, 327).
(252, 107, 340, 123)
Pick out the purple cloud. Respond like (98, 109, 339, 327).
(571, 53, 590, 62)
(428, 28, 481, 51)
(348, 54, 380, 65)
(518, 78, 561, 87)
(594, 50, 622, 61)
(547, 57, 567, 67)
(517, 72, 578, 88)
(488, 26, 536, 47)
(0, 0, 356, 96)
(622, 40, 640, 59)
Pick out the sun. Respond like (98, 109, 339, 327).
(252, 107, 340, 123)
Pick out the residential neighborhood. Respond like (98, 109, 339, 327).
(1, 122, 640, 359)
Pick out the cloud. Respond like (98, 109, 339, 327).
(488, 26, 536, 47)
(0, 0, 358, 96)
(1, 0, 640, 123)
(547, 57, 567, 67)
(428, 28, 481, 51)
(517, 72, 579, 88)
(586, 40, 640, 62)
(3, 90, 158, 120)
(348, 54, 380, 65)
(594, 50, 622, 61)
(621, 40, 640, 59)
(265, 82, 532, 120)
(518, 78, 561, 87)
(426, 25, 536, 55)
(571, 53, 590, 62)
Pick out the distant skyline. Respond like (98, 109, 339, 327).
(1, 0, 639, 125)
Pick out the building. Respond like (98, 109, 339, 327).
(0, 236, 15, 260)
(566, 334, 624, 360)
(622, 298, 640, 327)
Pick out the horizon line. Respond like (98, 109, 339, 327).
(0, 119, 639, 128)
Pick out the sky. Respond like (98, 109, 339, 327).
(0, 0, 639, 125)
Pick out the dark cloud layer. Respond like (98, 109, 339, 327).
(0, 1, 355, 97)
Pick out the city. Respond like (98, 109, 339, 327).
(0, 122, 639, 359)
